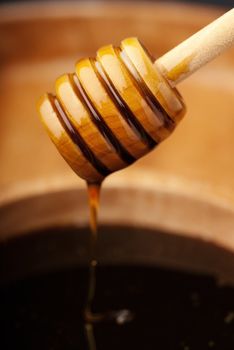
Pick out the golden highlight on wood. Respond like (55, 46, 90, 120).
(37, 38, 186, 182)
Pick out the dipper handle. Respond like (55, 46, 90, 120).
(156, 8, 234, 87)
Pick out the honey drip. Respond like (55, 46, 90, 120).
(84, 182, 134, 327)
(84, 181, 101, 323)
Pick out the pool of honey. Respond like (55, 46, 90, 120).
(1, 226, 234, 350)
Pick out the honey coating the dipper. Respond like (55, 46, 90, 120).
(38, 38, 186, 183)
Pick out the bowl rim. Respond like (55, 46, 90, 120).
(1, 174, 234, 254)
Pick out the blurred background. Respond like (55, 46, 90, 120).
(1, 0, 233, 6)
(1, 0, 234, 6)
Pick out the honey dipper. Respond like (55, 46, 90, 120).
(38, 9, 234, 184)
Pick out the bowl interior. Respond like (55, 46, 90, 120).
(2, 224, 234, 350)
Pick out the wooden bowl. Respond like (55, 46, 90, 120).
(1, 2, 234, 274)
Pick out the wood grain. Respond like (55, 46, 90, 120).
(156, 8, 234, 86)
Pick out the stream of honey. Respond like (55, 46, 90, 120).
(85, 182, 134, 326)
(84, 182, 134, 349)
(84, 182, 101, 324)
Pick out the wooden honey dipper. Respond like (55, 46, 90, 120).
(38, 9, 234, 184)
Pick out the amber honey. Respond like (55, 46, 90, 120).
(1, 226, 234, 350)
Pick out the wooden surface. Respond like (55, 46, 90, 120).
(1, 2, 234, 253)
